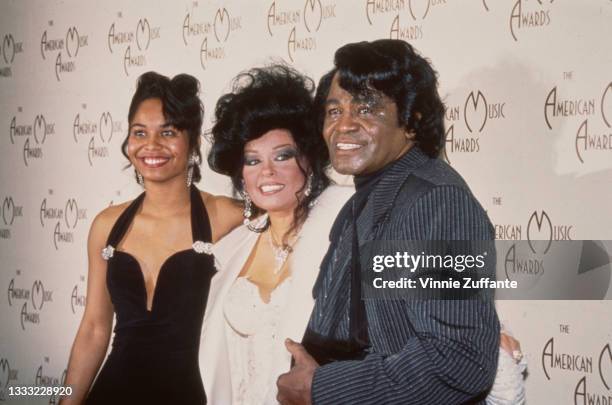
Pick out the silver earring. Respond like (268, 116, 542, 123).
(242, 183, 267, 232)
(187, 153, 198, 187)
(304, 173, 314, 197)
(136, 171, 144, 187)
(187, 167, 193, 187)
(243, 191, 253, 225)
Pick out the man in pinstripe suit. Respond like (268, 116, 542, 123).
(277, 40, 500, 404)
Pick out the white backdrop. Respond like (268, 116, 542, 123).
(1, 0, 611, 404)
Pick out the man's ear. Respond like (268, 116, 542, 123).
(405, 111, 422, 140)
(404, 129, 416, 141)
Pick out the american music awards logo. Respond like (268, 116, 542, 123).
(544, 86, 597, 130)
(40, 24, 88, 81)
(0, 358, 19, 401)
(509, 0, 555, 42)
(0, 33, 24, 78)
(526, 210, 573, 254)
(365, 0, 449, 41)
(73, 110, 121, 166)
(541, 337, 612, 404)
(0, 196, 23, 240)
(39, 195, 87, 250)
(9, 111, 56, 166)
(35, 362, 66, 405)
(494, 210, 573, 282)
(443, 90, 507, 163)
(574, 83, 612, 164)
(182, 4, 242, 70)
(107, 16, 160, 76)
(6, 274, 53, 331)
(71, 281, 86, 315)
(542, 81, 612, 163)
(267, 0, 337, 63)
(503, 242, 545, 283)
(483, 0, 555, 41)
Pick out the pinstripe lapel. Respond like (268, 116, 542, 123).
(309, 148, 432, 333)
(369, 146, 430, 230)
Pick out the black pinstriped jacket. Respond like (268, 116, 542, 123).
(306, 147, 500, 404)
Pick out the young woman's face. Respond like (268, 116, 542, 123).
(127, 98, 191, 186)
(242, 129, 308, 215)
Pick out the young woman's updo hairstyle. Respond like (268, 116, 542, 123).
(122, 71, 204, 183)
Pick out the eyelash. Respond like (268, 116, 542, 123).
(326, 105, 372, 117)
(131, 129, 176, 137)
(327, 107, 340, 116)
(244, 150, 297, 166)
(275, 150, 297, 161)
(244, 157, 260, 166)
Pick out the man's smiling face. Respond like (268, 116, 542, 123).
(322, 73, 413, 175)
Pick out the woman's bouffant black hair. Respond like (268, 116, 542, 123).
(121, 71, 204, 183)
(314, 39, 446, 158)
(208, 64, 330, 238)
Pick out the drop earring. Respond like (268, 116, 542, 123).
(304, 173, 314, 197)
(186, 153, 198, 187)
(136, 171, 144, 187)
(243, 190, 253, 225)
(242, 181, 267, 233)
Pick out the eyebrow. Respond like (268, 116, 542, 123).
(325, 92, 383, 106)
(244, 144, 295, 153)
(274, 143, 295, 150)
(129, 122, 173, 130)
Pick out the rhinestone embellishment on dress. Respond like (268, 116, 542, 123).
(192, 240, 213, 255)
(101, 245, 115, 260)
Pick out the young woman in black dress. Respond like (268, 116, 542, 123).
(61, 72, 242, 404)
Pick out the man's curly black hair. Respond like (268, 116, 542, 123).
(314, 39, 446, 158)
(208, 64, 330, 237)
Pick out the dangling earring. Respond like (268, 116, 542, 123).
(304, 173, 314, 197)
(242, 184, 253, 225)
(242, 181, 267, 232)
(186, 153, 198, 187)
(136, 171, 144, 187)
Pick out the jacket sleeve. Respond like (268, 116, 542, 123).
(311, 185, 500, 404)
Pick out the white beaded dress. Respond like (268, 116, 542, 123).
(223, 277, 293, 404)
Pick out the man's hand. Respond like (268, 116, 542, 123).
(277, 339, 319, 405)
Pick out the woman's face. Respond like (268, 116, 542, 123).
(242, 129, 308, 215)
(127, 98, 191, 186)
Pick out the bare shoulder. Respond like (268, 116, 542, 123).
(88, 200, 130, 242)
(198, 191, 243, 242)
(198, 191, 241, 216)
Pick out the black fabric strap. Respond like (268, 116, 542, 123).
(105, 192, 145, 247)
(105, 186, 212, 247)
(190, 185, 212, 243)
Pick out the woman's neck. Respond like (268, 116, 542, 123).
(141, 177, 191, 217)
(268, 209, 296, 243)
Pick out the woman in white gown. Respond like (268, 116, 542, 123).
(201, 65, 347, 404)
(200, 64, 526, 404)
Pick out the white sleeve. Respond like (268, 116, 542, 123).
(486, 348, 527, 405)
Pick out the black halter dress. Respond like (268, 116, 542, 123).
(87, 186, 215, 404)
